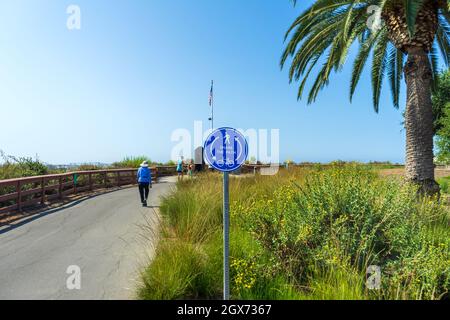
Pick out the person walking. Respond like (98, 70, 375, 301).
(137, 161, 152, 207)
(187, 161, 194, 178)
(177, 157, 184, 181)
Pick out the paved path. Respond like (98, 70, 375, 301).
(0, 177, 176, 300)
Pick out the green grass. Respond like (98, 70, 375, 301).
(438, 176, 450, 194)
(138, 166, 450, 300)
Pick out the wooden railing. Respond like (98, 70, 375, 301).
(0, 168, 157, 215)
(156, 165, 179, 177)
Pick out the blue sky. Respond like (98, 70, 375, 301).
(0, 0, 414, 164)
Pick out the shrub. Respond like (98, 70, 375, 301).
(139, 166, 449, 300)
(236, 167, 449, 300)
(438, 177, 450, 194)
(0, 151, 48, 180)
(112, 156, 152, 168)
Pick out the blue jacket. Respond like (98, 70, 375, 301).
(137, 167, 152, 183)
(177, 160, 183, 172)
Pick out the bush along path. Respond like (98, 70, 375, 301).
(138, 165, 449, 300)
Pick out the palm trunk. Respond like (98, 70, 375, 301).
(404, 48, 440, 196)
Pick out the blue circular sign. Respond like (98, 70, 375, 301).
(204, 127, 248, 172)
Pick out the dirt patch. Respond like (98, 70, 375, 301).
(380, 168, 450, 179)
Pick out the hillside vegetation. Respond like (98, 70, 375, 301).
(0, 152, 48, 180)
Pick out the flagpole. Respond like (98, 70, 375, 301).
(211, 80, 214, 131)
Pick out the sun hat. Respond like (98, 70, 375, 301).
(141, 161, 149, 167)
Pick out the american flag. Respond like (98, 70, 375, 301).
(209, 80, 213, 107)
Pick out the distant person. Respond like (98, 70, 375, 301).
(177, 157, 184, 181)
(137, 161, 152, 207)
(188, 161, 194, 178)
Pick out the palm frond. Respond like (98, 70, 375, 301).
(338, 5, 370, 68)
(404, 0, 427, 37)
(439, 0, 450, 23)
(282, 0, 449, 112)
(284, 0, 354, 40)
(386, 44, 404, 108)
(350, 32, 380, 101)
(297, 54, 321, 100)
(436, 15, 450, 65)
(371, 29, 389, 112)
(284, 10, 349, 81)
(429, 43, 440, 92)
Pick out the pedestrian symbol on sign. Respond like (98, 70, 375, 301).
(204, 127, 248, 172)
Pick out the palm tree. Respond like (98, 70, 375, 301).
(281, 0, 450, 195)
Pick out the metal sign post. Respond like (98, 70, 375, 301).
(204, 127, 248, 301)
(223, 171, 230, 300)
